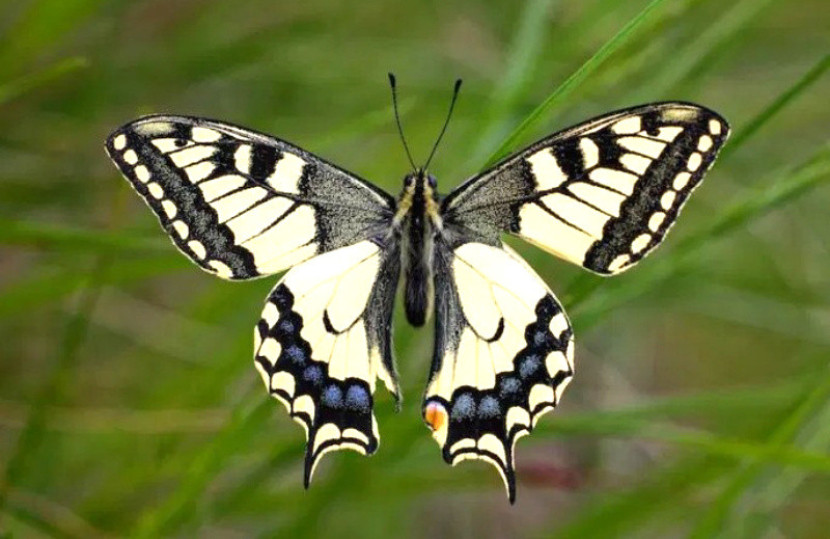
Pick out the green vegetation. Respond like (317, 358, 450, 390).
(1, 0, 828, 537)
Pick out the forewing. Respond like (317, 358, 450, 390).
(442, 103, 729, 274)
(254, 239, 401, 486)
(105, 115, 395, 279)
(423, 240, 574, 502)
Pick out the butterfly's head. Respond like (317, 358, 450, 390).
(402, 169, 437, 190)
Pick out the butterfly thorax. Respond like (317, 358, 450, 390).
(396, 170, 440, 327)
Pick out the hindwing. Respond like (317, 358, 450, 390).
(106, 115, 394, 280)
(254, 239, 401, 484)
(423, 239, 574, 502)
(442, 103, 729, 274)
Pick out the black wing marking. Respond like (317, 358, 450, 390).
(423, 238, 574, 503)
(105, 115, 395, 280)
(254, 239, 401, 485)
(442, 102, 729, 274)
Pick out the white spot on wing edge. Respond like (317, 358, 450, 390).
(631, 233, 651, 254)
(673, 172, 691, 190)
(112, 134, 127, 150)
(208, 260, 234, 278)
(660, 191, 676, 210)
(709, 119, 722, 135)
(608, 254, 630, 272)
(123, 149, 138, 164)
(161, 200, 177, 219)
(134, 165, 150, 183)
(697, 135, 713, 152)
(171, 220, 189, 239)
(687, 152, 703, 171)
(147, 182, 164, 199)
(648, 212, 666, 232)
(188, 240, 207, 259)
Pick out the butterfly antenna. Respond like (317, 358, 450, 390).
(388, 73, 417, 171)
(423, 78, 462, 171)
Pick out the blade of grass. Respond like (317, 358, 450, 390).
(721, 52, 830, 159)
(0, 56, 88, 106)
(0, 218, 168, 253)
(550, 418, 830, 473)
(0, 0, 100, 77)
(690, 366, 830, 537)
(0, 257, 107, 523)
(129, 397, 270, 539)
(483, 0, 670, 167)
(466, 0, 558, 165)
(0, 255, 187, 318)
(744, 398, 830, 536)
(641, 0, 780, 97)
(3, 488, 113, 539)
(548, 456, 730, 538)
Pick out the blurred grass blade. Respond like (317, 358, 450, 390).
(747, 399, 830, 535)
(721, 52, 830, 159)
(0, 256, 187, 318)
(467, 0, 557, 165)
(130, 398, 270, 539)
(549, 457, 730, 538)
(0, 259, 106, 519)
(483, 0, 669, 167)
(645, 0, 779, 96)
(552, 419, 830, 473)
(0, 57, 88, 106)
(0, 0, 100, 76)
(4, 488, 112, 539)
(0, 218, 168, 253)
(689, 365, 830, 537)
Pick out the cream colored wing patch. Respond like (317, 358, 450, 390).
(424, 241, 574, 503)
(254, 240, 400, 486)
(441, 103, 729, 275)
(106, 115, 395, 280)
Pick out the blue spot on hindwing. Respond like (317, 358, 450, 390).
(451, 393, 476, 421)
(478, 395, 501, 418)
(322, 384, 343, 408)
(345, 385, 370, 411)
(519, 354, 542, 379)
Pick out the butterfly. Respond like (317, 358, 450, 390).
(105, 74, 728, 502)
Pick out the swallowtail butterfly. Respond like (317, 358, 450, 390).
(105, 75, 728, 502)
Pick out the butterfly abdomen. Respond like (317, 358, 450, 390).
(401, 174, 436, 327)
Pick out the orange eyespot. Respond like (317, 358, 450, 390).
(424, 401, 447, 432)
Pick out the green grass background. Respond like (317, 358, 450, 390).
(1, 0, 829, 537)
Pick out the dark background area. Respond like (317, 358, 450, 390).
(1, 0, 829, 537)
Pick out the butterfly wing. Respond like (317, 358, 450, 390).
(106, 115, 402, 485)
(254, 239, 401, 485)
(105, 115, 395, 279)
(441, 103, 729, 274)
(423, 239, 574, 502)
